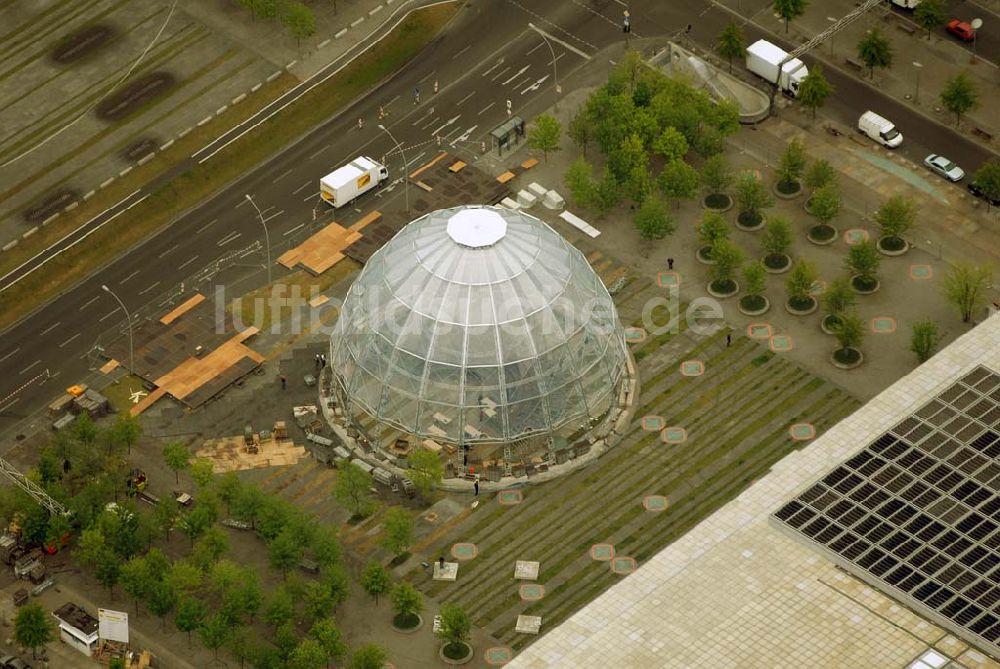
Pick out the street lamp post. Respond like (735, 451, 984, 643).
(913, 61, 923, 105)
(244, 194, 272, 284)
(378, 124, 409, 214)
(536, 31, 560, 102)
(101, 285, 134, 374)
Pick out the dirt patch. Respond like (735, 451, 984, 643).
(52, 24, 115, 64)
(96, 72, 175, 122)
(22, 189, 80, 223)
(123, 137, 159, 162)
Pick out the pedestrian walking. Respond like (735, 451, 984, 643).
(378, 105, 386, 119)
(413, 87, 420, 104)
(320, 354, 326, 367)
(667, 257, 674, 270)
(726, 333, 732, 347)
(433, 79, 439, 94)
(315, 354, 321, 369)
(473, 477, 479, 496)
(280, 375, 287, 390)
(357, 117, 364, 130)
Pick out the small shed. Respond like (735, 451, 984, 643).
(53, 602, 100, 656)
(490, 116, 525, 156)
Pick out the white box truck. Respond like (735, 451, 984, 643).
(745, 39, 809, 97)
(320, 156, 388, 208)
(858, 111, 903, 148)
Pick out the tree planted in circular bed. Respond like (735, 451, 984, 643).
(701, 154, 734, 209)
(708, 238, 744, 296)
(740, 260, 769, 312)
(734, 170, 773, 229)
(821, 277, 856, 332)
(807, 183, 840, 241)
(760, 216, 793, 270)
(775, 137, 806, 195)
(873, 194, 916, 253)
(391, 581, 423, 630)
(437, 604, 473, 660)
(785, 259, 819, 312)
(831, 311, 865, 366)
(845, 240, 881, 292)
(696, 210, 730, 262)
(804, 158, 836, 193)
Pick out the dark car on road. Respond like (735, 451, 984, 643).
(968, 181, 1000, 207)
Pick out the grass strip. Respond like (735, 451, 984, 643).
(0, 2, 461, 331)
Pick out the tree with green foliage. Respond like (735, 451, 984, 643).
(192, 526, 230, 570)
(391, 581, 424, 628)
(608, 133, 647, 184)
(239, 0, 277, 21)
(145, 579, 177, 628)
(282, 2, 316, 48)
(798, 64, 834, 119)
(321, 564, 351, 609)
(633, 194, 674, 240)
(217, 471, 243, 515)
(379, 507, 414, 558)
(625, 162, 653, 204)
(940, 73, 979, 126)
(832, 311, 865, 361)
(74, 411, 97, 444)
(822, 277, 856, 330)
(941, 263, 994, 322)
(568, 107, 594, 156)
(696, 211, 730, 260)
(734, 171, 773, 227)
(175, 596, 207, 647)
(527, 114, 562, 161)
(652, 127, 688, 161)
(290, 639, 328, 669)
(311, 532, 342, 570)
(776, 138, 806, 191)
(162, 441, 190, 484)
(437, 603, 473, 657)
(658, 159, 699, 206)
(716, 22, 745, 73)
(785, 260, 819, 309)
(168, 560, 203, 597)
(805, 159, 836, 192)
(701, 154, 733, 198)
(595, 165, 621, 213)
(310, 618, 348, 667)
(265, 586, 295, 629)
(809, 183, 841, 230)
(189, 458, 215, 491)
(233, 484, 266, 531)
(268, 528, 304, 580)
(910, 320, 944, 363)
(199, 613, 231, 661)
(334, 461, 374, 518)
(120, 555, 154, 616)
(972, 160, 1000, 212)
(564, 157, 598, 209)
(225, 625, 256, 669)
(874, 194, 916, 250)
(361, 561, 391, 606)
(301, 579, 336, 624)
(742, 260, 768, 299)
(177, 505, 213, 546)
(14, 603, 54, 659)
(351, 643, 389, 669)
(845, 240, 881, 291)
(109, 412, 141, 454)
(774, 0, 808, 33)
(78, 526, 122, 596)
(708, 239, 744, 292)
(858, 29, 893, 79)
(914, 0, 946, 39)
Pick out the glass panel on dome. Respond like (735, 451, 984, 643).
(491, 280, 525, 324)
(356, 333, 392, 379)
(428, 321, 466, 366)
(436, 281, 469, 326)
(419, 401, 462, 441)
(394, 310, 435, 358)
(526, 308, 566, 358)
(502, 360, 542, 404)
(463, 366, 501, 407)
(499, 319, 535, 365)
(424, 362, 462, 406)
(546, 381, 584, 426)
(467, 284, 494, 327)
(507, 399, 548, 435)
(383, 349, 425, 398)
(465, 325, 500, 366)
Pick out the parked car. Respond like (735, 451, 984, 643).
(968, 181, 1000, 206)
(924, 154, 966, 182)
(947, 19, 976, 41)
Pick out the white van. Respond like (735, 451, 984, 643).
(890, 0, 921, 8)
(858, 111, 903, 149)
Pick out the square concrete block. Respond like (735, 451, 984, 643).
(515, 614, 542, 634)
(499, 197, 520, 210)
(514, 560, 540, 580)
(527, 182, 548, 198)
(542, 190, 565, 210)
(516, 190, 537, 208)
(433, 561, 459, 581)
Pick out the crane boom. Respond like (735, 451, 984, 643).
(0, 458, 69, 516)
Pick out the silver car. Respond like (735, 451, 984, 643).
(924, 154, 965, 182)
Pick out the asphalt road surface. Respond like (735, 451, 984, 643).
(0, 0, 996, 431)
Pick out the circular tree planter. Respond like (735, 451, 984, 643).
(392, 613, 424, 634)
(707, 279, 739, 298)
(773, 179, 802, 199)
(807, 224, 838, 246)
(820, 313, 841, 335)
(803, 196, 816, 215)
(850, 274, 880, 295)
(736, 210, 765, 231)
(831, 347, 864, 369)
(763, 253, 791, 274)
(696, 245, 716, 265)
(739, 294, 770, 316)
(702, 193, 733, 212)
(877, 236, 909, 256)
(440, 642, 474, 665)
(785, 296, 818, 315)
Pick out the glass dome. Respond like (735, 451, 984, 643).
(330, 205, 626, 445)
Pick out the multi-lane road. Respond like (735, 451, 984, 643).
(0, 0, 996, 430)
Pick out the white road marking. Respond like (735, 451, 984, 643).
(195, 218, 217, 234)
(235, 197, 250, 208)
(526, 41, 545, 56)
(412, 108, 436, 126)
(0, 397, 19, 413)
(477, 101, 496, 116)
(527, 22, 593, 60)
(39, 322, 60, 336)
(272, 168, 293, 183)
(99, 308, 120, 322)
(456, 91, 476, 106)
(0, 347, 19, 363)
(450, 125, 478, 147)
(303, 191, 320, 202)
(139, 281, 160, 295)
(263, 210, 284, 223)
(217, 231, 241, 246)
(177, 255, 199, 270)
(19, 360, 40, 375)
(419, 70, 437, 83)
(452, 45, 471, 60)
(482, 58, 504, 77)
(501, 65, 530, 85)
(421, 116, 441, 131)
(120, 269, 140, 284)
(491, 66, 511, 82)
(79, 295, 100, 310)
(284, 223, 305, 237)
(431, 115, 461, 137)
(309, 145, 330, 159)
(293, 181, 311, 194)
(511, 77, 531, 90)
(521, 74, 550, 95)
(157, 244, 178, 258)
(59, 333, 80, 348)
